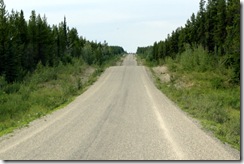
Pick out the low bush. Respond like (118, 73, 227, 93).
(150, 46, 240, 150)
(0, 56, 122, 137)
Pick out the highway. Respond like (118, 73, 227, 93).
(0, 55, 239, 160)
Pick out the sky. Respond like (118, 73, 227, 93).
(4, 0, 207, 52)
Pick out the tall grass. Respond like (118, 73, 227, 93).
(152, 46, 240, 150)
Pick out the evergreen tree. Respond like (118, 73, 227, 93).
(205, 0, 217, 53)
(225, 0, 240, 82)
(36, 14, 52, 65)
(26, 10, 38, 70)
(18, 10, 28, 71)
(67, 27, 80, 58)
(197, 0, 207, 48)
(0, 0, 125, 83)
(152, 42, 158, 61)
(58, 17, 68, 60)
(0, 0, 8, 75)
(137, 0, 240, 83)
(214, 0, 227, 55)
(5, 10, 24, 82)
(158, 41, 164, 60)
(178, 27, 186, 53)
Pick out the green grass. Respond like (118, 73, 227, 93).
(0, 56, 122, 137)
(138, 47, 240, 150)
(152, 68, 240, 150)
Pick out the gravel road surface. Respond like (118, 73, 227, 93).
(0, 55, 240, 160)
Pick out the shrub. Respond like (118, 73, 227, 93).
(178, 45, 215, 72)
(3, 83, 21, 94)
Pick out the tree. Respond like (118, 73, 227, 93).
(36, 14, 53, 66)
(82, 43, 93, 65)
(225, 0, 240, 82)
(26, 10, 38, 70)
(197, 0, 207, 48)
(137, 0, 240, 85)
(5, 10, 25, 82)
(67, 27, 80, 58)
(0, 0, 8, 75)
(17, 10, 28, 71)
(0, 1, 125, 83)
(205, 0, 217, 53)
(214, 0, 227, 55)
(58, 16, 68, 59)
(158, 41, 164, 60)
(152, 42, 158, 62)
(178, 27, 186, 53)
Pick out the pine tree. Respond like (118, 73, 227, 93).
(158, 41, 164, 60)
(0, 0, 8, 75)
(152, 42, 158, 61)
(18, 10, 28, 71)
(214, 0, 227, 55)
(205, 0, 218, 53)
(225, 0, 240, 82)
(178, 27, 186, 53)
(5, 10, 22, 82)
(36, 14, 52, 65)
(67, 27, 80, 58)
(52, 25, 60, 60)
(63, 16, 67, 50)
(82, 42, 93, 65)
(225, 0, 240, 56)
(26, 10, 38, 70)
(197, 0, 207, 48)
(58, 17, 68, 60)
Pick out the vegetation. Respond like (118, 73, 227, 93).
(0, 0, 125, 83)
(137, 0, 240, 84)
(0, 0, 125, 136)
(0, 49, 123, 137)
(137, 0, 240, 150)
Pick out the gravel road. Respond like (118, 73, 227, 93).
(0, 55, 240, 160)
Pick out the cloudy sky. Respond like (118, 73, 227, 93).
(5, 0, 208, 52)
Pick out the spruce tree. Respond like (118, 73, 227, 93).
(0, 0, 8, 75)
(198, 0, 207, 48)
(27, 10, 38, 70)
(214, 0, 227, 55)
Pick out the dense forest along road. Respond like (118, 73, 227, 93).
(0, 55, 239, 160)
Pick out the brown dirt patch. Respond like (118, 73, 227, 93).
(152, 66, 171, 83)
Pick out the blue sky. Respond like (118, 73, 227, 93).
(4, 0, 241, 52)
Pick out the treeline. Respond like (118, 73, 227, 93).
(137, 0, 240, 83)
(0, 0, 125, 83)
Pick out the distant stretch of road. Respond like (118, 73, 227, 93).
(0, 55, 239, 160)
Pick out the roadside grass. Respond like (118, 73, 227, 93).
(0, 56, 122, 137)
(137, 47, 240, 150)
(154, 71, 240, 150)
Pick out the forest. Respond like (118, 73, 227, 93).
(137, 0, 240, 149)
(0, 0, 125, 83)
(0, 0, 125, 136)
(137, 0, 240, 84)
